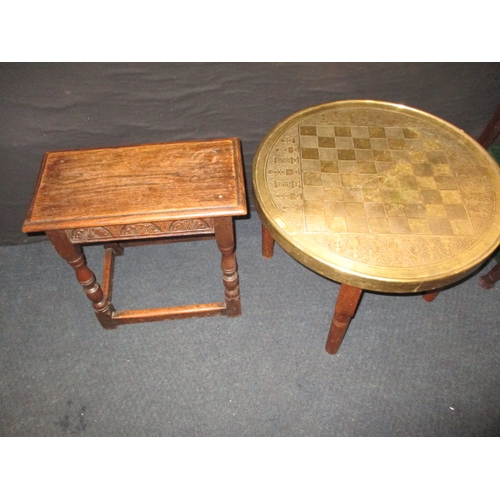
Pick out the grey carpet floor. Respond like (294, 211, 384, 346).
(1, 214, 499, 436)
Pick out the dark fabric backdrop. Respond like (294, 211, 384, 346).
(1, 62, 499, 245)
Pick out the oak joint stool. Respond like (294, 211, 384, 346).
(23, 138, 247, 328)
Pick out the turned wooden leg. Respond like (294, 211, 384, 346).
(262, 223, 275, 259)
(214, 217, 241, 317)
(325, 284, 363, 354)
(479, 262, 500, 289)
(46, 230, 116, 329)
(423, 290, 440, 302)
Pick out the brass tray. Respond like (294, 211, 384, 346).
(253, 100, 500, 293)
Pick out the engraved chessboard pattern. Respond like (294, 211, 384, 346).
(298, 123, 477, 237)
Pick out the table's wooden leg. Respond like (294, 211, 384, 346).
(326, 284, 363, 354)
(46, 230, 116, 329)
(479, 262, 500, 289)
(214, 217, 241, 317)
(262, 223, 275, 259)
(423, 290, 440, 302)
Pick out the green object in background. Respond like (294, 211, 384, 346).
(489, 145, 500, 164)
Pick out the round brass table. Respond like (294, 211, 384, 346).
(252, 100, 500, 354)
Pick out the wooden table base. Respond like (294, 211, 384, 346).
(325, 284, 363, 354)
(261, 223, 440, 354)
(46, 216, 242, 329)
(479, 261, 500, 289)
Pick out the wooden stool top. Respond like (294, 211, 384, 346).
(253, 101, 500, 293)
(23, 138, 247, 233)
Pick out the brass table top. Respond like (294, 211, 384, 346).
(253, 101, 500, 293)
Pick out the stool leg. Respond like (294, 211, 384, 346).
(326, 284, 363, 354)
(46, 230, 116, 329)
(214, 217, 241, 317)
(262, 223, 275, 259)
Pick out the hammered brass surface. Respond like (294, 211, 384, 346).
(253, 101, 500, 293)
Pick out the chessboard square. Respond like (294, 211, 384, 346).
(368, 218, 390, 233)
(303, 172, 322, 186)
(406, 139, 425, 151)
(358, 162, 377, 174)
(346, 217, 370, 233)
(350, 126, 369, 138)
(321, 161, 339, 173)
(435, 175, 458, 190)
(385, 203, 406, 217)
(408, 150, 427, 162)
(342, 188, 363, 202)
(450, 219, 474, 236)
(364, 202, 386, 218)
(375, 162, 393, 174)
(423, 138, 443, 150)
(432, 163, 453, 176)
(339, 161, 358, 173)
(341, 174, 361, 187)
(369, 127, 386, 138)
(338, 149, 356, 161)
(302, 159, 321, 172)
(325, 201, 345, 217)
(412, 163, 434, 176)
(408, 219, 432, 234)
(300, 135, 318, 148)
(388, 138, 407, 150)
(421, 189, 443, 204)
(318, 136, 336, 148)
(421, 129, 438, 140)
(429, 218, 454, 235)
(362, 188, 383, 202)
(360, 174, 379, 189)
(445, 204, 468, 219)
(302, 148, 319, 160)
(336, 137, 354, 149)
(324, 188, 343, 202)
(426, 204, 447, 218)
(345, 202, 366, 218)
(401, 190, 423, 203)
(370, 138, 390, 150)
(416, 176, 438, 189)
(405, 204, 427, 218)
(403, 127, 420, 139)
(304, 200, 325, 215)
(353, 138, 372, 149)
(303, 185, 324, 200)
(373, 150, 392, 162)
(441, 190, 462, 204)
(427, 150, 447, 163)
(355, 149, 375, 161)
(385, 127, 405, 139)
(305, 215, 328, 232)
(391, 150, 411, 163)
(379, 175, 399, 189)
(334, 126, 351, 137)
(399, 175, 419, 190)
(381, 189, 401, 203)
(388, 217, 412, 234)
(300, 126, 317, 136)
(316, 125, 335, 137)
(319, 148, 338, 161)
(321, 173, 341, 187)
(327, 216, 348, 232)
